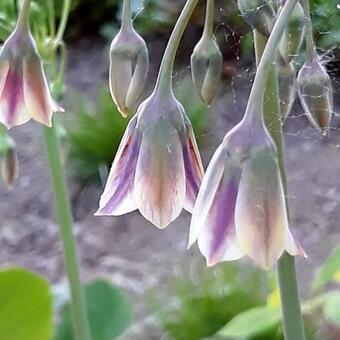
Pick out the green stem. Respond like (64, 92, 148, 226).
(121, 0, 133, 30)
(244, 0, 298, 121)
(16, 0, 31, 31)
(253, 20, 306, 340)
(301, 0, 314, 63)
(43, 123, 92, 340)
(154, 0, 199, 95)
(54, 0, 71, 45)
(203, 0, 214, 39)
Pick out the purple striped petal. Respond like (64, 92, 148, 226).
(96, 117, 140, 215)
(183, 123, 204, 212)
(189, 145, 243, 265)
(0, 64, 30, 129)
(134, 120, 186, 229)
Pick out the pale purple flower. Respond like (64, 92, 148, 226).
(189, 115, 305, 270)
(0, 5, 63, 129)
(96, 91, 204, 229)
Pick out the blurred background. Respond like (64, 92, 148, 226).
(0, 0, 340, 339)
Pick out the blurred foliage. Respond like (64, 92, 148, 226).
(155, 246, 340, 340)
(56, 279, 133, 340)
(0, 268, 53, 340)
(65, 79, 208, 184)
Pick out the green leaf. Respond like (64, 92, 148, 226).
(217, 306, 281, 338)
(312, 246, 340, 291)
(0, 267, 53, 340)
(323, 292, 340, 326)
(56, 280, 133, 340)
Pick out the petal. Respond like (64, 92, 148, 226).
(0, 60, 10, 98)
(190, 145, 243, 265)
(235, 151, 289, 270)
(109, 56, 132, 117)
(183, 122, 204, 212)
(125, 47, 148, 112)
(23, 54, 63, 127)
(0, 64, 30, 129)
(134, 121, 186, 229)
(96, 117, 139, 215)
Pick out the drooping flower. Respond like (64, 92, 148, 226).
(0, 0, 63, 129)
(109, 0, 149, 117)
(189, 114, 305, 270)
(96, 91, 204, 229)
(297, 52, 333, 129)
(191, 0, 222, 105)
(237, 0, 275, 36)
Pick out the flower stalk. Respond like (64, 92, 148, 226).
(301, 0, 314, 63)
(155, 0, 199, 94)
(252, 1, 306, 338)
(203, 0, 214, 39)
(44, 123, 91, 340)
(54, 0, 72, 46)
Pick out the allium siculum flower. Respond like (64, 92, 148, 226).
(277, 57, 297, 120)
(297, 52, 333, 129)
(191, 0, 222, 105)
(189, 114, 305, 270)
(96, 90, 204, 229)
(237, 0, 275, 36)
(0, 0, 63, 129)
(109, 0, 149, 117)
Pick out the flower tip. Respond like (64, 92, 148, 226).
(206, 258, 217, 267)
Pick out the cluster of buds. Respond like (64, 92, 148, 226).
(109, 0, 149, 117)
(190, 0, 222, 105)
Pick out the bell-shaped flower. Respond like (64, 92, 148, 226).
(191, 35, 222, 105)
(109, 0, 149, 117)
(189, 115, 305, 270)
(279, 2, 305, 62)
(297, 52, 333, 129)
(96, 90, 204, 229)
(0, 1, 63, 129)
(277, 57, 297, 120)
(237, 0, 275, 36)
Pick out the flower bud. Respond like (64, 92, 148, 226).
(0, 135, 18, 189)
(191, 36, 222, 105)
(109, 26, 149, 117)
(297, 54, 333, 129)
(237, 0, 275, 36)
(277, 58, 296, 120)
(279, 3, 305, 61)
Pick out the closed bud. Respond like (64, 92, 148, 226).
(297, 53, 333, 129)
(237, 0, 275, 36)
(279, 3, 305, 61)
(277, 58, 297, 120)
(191, 36, 222, 105)
(109, 1, 149, 117)
(0, 135, 18, 189)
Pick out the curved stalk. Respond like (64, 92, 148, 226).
(243, 0, 298, 122)
(16, 0, 32, 31)
(44, 123, 92, 340)
(154, 0, 199, 95)
(301, 0, 314, 63)
(121, 0, 133, 30)
(54, 0, 71, 45)
(203, 0, 215, 39)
